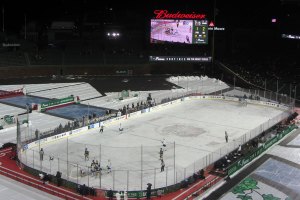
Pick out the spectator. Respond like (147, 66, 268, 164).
(39, 148, 44, 161)
(116, 191, 121, 200)
(56, 171, 62, 186)
(107, 188, 113, 200)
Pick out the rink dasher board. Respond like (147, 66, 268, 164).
(22, 95, 291, 151)
(189, 95, 290, 111)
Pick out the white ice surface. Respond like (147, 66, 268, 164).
(24, 99, 285, 191)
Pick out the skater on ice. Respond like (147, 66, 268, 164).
(39, 148, 44, 161)
(225, 131, 228, 143)
(84, 148, 89, 161)
(159, 148, 164, 160)
(162, 138, 166, 147)
(161, 138, 168, 152)
(186, 35, 190, 43)
(161, 159, 165, 172)
(99, 125, 104, 133)
(107, 159, 112, 173)
(119, 123, 123, 132)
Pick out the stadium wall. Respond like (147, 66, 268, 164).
(0, 63, 197, 78)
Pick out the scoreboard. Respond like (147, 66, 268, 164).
(150, 19, 208, 44)
(192, 20, 208, 44)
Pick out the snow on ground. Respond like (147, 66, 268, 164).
(0, 103, 25, 118)
(1, 112, 71, 144)
(32, 83, 102, 101)
(82, 76, 230, 110)
(166, 75, 228, 94)
(23, 99, 285, 191)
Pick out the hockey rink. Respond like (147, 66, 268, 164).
(22, 99, 287, 191)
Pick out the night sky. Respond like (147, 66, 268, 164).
(0, 0, 299, 33)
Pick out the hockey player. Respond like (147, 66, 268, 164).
(161, 138, 167, 147)
(225, 131, 228, 143)
(159, 148, 164, 160)
(161, 138, 166, 148)
(176, 20, 180, 28)
(84, 148, 89, 161)
(186, 35, 190, 43)
(99, 125, 104, 133)
(119, 123, 123, 132)
(161, 159, 165, 172)
(39, 148, 44, 161)
(107, 159, 112, 173)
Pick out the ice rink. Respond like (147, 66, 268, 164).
(22, 98, 286, 191)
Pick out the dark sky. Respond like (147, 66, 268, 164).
(1, 0, 299, 33)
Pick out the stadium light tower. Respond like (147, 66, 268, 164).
(106, 31, 121, 39)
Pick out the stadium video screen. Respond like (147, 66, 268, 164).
(150, 19, 208, 44)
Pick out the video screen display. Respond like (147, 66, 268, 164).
(150, 19, 208, 44)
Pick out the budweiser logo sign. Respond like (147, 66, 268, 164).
(154, 10, 206, 19)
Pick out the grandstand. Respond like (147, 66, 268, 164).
(0, 0, 299, 199)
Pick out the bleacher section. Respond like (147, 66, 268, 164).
(28, 48, 62, 65)
(28, 83, 102, 101)
(0, 83, 83, 94)
(0, 52, 26, 67)
(64, 41, 105, 65)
